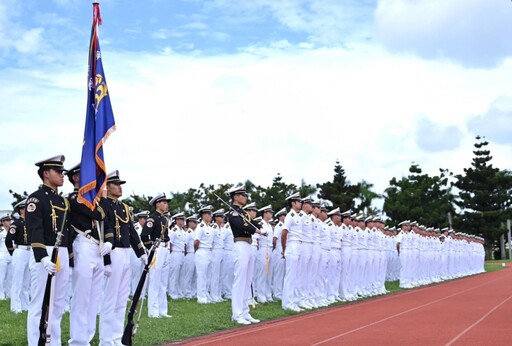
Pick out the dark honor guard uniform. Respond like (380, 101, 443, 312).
(140, 192, 171, 318)
(5, 200, 31, 313)
(226, 184, 266, 325)
(99, 170, 147, 346)
(66, 163, 109, 346)
(25, 155, 72, 346)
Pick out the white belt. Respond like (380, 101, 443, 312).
(172, 250, 185, 253)
(159, 242, 169, 248)
(74, 228, 100, 245)
(17, 245, 31, 250)
(198, 247, 212, 251)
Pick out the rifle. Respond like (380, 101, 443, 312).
(38, 202, 67, 346)
(122, 238, 160, 346)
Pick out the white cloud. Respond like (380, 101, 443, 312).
(14, 27, 45, 54)
(2, 40, 511, 209)
(374, 0, 512, 68)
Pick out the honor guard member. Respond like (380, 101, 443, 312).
(66, 163, 109, 346)
(5, 199, 31, 313)
(168, 212, 187, 300)
(226, 184, 266, 325)
(0, 213, 12, 300)
(281, 192, 304, 312)
(25, 155, 72, 346)
(140, 192, 171, 318)
(130, 210, 149, 296)
(194, 205, 214, 304)
(99, 171, 147, 346)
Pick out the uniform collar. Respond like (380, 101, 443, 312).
(107, 196, 119, 204)
(42, 184, 58, 194)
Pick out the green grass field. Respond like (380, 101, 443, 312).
(0, 263, 503, 346)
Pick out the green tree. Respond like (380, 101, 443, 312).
(383, 163, 454, 227)
(355, 180, 382, 215)
(317, 161, 359, 212)
(452, 136, 512, 258)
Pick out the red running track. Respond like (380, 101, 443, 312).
(172, 268, 512, 346)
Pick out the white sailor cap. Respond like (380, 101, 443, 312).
(320, 205, 329, 212)
(301, 196, 314, 204)
(243, 202, 258, 211)
(134, 210, 150, 218)
(173, 212, 186, 219)
(212, 209, 225, 217)
(364, 216, 373, 222)
(35, 155, 67, 171)
(341, 209, 352, 217)
(0, 212, 11, 222)
(149, 192, 170, 206)
(186, 214, 199, 223)
(274, 207, 287, 217)
(398, 220, 410, 227)
(327, 207, 341, 216)
(107, 170, 126, 185)
(311, 200, 321, 207)
(258, 204, 274, 213)
(227, 184, 247, 197)
(14, 199, 27, 210)
(198, 205, 213, 215)
(286, 192, 301, 201)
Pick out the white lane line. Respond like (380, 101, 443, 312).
(444, 293, 512, 346)
(310, 274, 508, 346)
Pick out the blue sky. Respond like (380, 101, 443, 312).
(1, 0, 512, 211)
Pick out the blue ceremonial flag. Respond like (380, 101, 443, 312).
(78, 2, 116, 211)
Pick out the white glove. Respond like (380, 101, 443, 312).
(100, 242, 113, 257)
(259, 229, 267, 236)
(140, 254, 148, 266)
(104, 265, 112, 277)
(41, 256, 56, 274)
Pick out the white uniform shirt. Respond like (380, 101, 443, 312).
(300, 211, 315, 243)
(211, 223, 225, 249)
(194, 222, 214, 249)
(222, 223, 234, 251)
(283, 210, 302, 242)
(170, 226, 187, 252)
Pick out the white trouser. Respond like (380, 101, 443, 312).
(182, 253, 196, 298)
(195, 248, 212, 303)
(318, 249, 330, 300)
(300, 242, 313, 303)
(69, 236, 104, 346)
(147, 245, 169, 316)
(99, 247, 131, 346)
(340, 246, 352, 299)
(27, 247, 70, 346)
(167, 251, 185, 299)
(11, 247, 31, 311)
(232, 241, 255, 320)
(209, 248, 224, 302)
(221, 249, 234, 299)
(272, 249, 285, 299)
(0, 254, 11, 299)
(255, 247, 271, 301)
(282, 240, 302, 309)
(129, 249, 143, 296)
(329, 248, 341, 299)
(310, 244, 321, 302)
